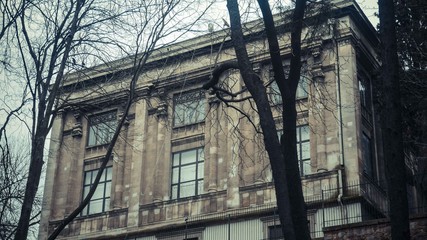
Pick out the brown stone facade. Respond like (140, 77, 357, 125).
(323, 214, 427, 240)
(37, 1, 396, 239)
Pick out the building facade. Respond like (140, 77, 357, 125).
(39, 1, 393, 239)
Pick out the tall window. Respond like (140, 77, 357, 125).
(270, 71, 309, 104)
(88, 111, 116, 147)
(361, 133, 375, 179)
(277, 125, 311, 176)
(358, 73, 373, 122)
(358, 77, 371, 110)
(173, 90, 205, 127)
(297, 125, 311, 176)
(171, 148, 204, 199)
(81, 166, 112, 216)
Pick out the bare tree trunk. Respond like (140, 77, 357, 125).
(14, 1, 85, 239)
(258, 0, 310, 239)
(221, 0, 310, 239)
(378, 0, 410, 239)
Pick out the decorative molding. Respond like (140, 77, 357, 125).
(311, 66, 325, 82)
(72, 110, 83, 137)
(156, 103, 168, 118)
(208, 95, 220, 105)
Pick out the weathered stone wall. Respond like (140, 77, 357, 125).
(323, 215, 427, 240)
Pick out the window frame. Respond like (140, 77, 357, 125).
(87, 111, 117, 147)
(269, 69, 310, 105)
(278, 125, 311, 176)
(81, 166, 112, 216)
(361, 132, 376, 180)
(297, 125, 311, 176)
(171, 147, 205, 199)
(173, 90, 206, 127)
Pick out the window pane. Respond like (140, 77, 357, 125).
(88, 127, 96, 146)
(301, 142, 310, 160)
(173, 153, 180, 166)
(173, 91, 205, 127)
(93, 185, 104, 199)
(270, 81, 281, 104)
(105, 182, 111, 198)
(197, 162, 204, 179)
(198, 148, 205, 161)
(83, 186, 90, 198)
(181, 150, 197, 165)
(172, 167, 179, 184)
(174, 104, 185, 126)
(85, 171, 93, 185)
(297, 76, 308, 99)
(100, 168, 107, 181)
(88, 112, 116, 146)
(362, 133, 373, 177)
(180, 182, 196, 198)
(171, 185, 178, 199)
(82, 205, 89, 216)
(196, 105, 205, 123)
(180, 164, 196, 182)
(104, 198, 110, 212)
(300, 125, 309, 141)
(197, 180, 204, 195)
(89, 199, 103, 214)
(106, 167, 112, 181)
(302, 160, 311, 175)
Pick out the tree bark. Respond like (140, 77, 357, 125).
(378, 0, 410, 239)
(222, 0, 310, 239)
(257, 1, 310, 239)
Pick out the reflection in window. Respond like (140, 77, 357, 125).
(88, 111, 116, 147)
(81, 166, 112, 216)
(173, 90, 205, 127)
(171, 148, 204, 199)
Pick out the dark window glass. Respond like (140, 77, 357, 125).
(171, 148, 204, 199)
(362, 133, 374, 179)
(88, 111, 116, 146)
(269, 69, 309, 104)
(173, 90, 205, 127)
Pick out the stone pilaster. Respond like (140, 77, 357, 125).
(153, 103, 168, 202)
(38, 111, 64, 239)
(207, 96, 219, 192)
(127, 99, 148, 227)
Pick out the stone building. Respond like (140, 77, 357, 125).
(38, 1, 408, 239)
